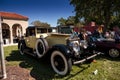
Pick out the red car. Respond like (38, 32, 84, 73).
(94, 39, 120, 58)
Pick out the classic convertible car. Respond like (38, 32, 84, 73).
(18, 26, 101, 76)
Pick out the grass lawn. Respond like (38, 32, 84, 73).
(4, 45, 120, 80)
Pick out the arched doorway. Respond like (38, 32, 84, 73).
(12, 24, 23, 43)
(2, 23, 10, 44)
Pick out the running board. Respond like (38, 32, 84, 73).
(23, 49, 37, 57)
(73, 52, 101, 65)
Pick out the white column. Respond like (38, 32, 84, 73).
(10, 27, 13, 44)
(0, 16, 7, 79)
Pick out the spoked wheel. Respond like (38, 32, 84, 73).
(109, 48, 120, 58)
(50, 51, 72, 76)
(19, 43, 25, 55)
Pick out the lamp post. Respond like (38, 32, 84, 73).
(0, 16, 7, 79)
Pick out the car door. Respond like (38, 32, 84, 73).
(25, 28, 36, 49)
(95, 40, 115, 52)
(28, 36, 36, 49)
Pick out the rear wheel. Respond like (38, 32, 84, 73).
(109, 48, 120, 58)
(19, 43, 25, 55)
(50, 51, 72, 76)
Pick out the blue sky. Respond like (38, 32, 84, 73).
(0, 0, 75, 27)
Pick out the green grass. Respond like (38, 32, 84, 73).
(4, 45, 120, 80)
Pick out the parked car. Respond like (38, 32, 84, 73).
(88, 34, 120, 58)
(18, 26, 101, 76)
(95, 39, 120, 58)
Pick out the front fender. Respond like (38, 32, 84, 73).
(52, 44, 72, 58)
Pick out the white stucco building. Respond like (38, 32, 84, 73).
(0, 11, 29, 45)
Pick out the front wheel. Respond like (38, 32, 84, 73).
(109, 48, 120, 58)
(50, 51, 72, 76)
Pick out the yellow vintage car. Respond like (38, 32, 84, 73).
(18, 26, 100, 76)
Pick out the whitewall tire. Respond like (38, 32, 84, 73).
(19, 43, 25, 55)
(50, 51, 72, 76)
(35, 39, 48, 58)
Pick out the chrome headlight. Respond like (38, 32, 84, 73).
(69, 41, 80, 55)
(80, 40, 88, 49)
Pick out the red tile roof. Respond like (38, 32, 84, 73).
(0, 11, 29, 20)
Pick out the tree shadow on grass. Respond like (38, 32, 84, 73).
(5, 50, 92, 80)
(6, 50, 25, 61)
(6, 50, 56, 80)
(64, 64, 90, 80)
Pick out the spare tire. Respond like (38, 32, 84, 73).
(35, 38, 49, 58)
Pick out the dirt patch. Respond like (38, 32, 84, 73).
(4, 65, 35, 80)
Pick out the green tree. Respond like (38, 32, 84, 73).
(57, 16, 76, 26)
(66, 16, 75, 26)
(31, 20, 50, 27)
(57, 17, 67, 26)
(57, 16, 84, 28)
(70, 0, 120, 29)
